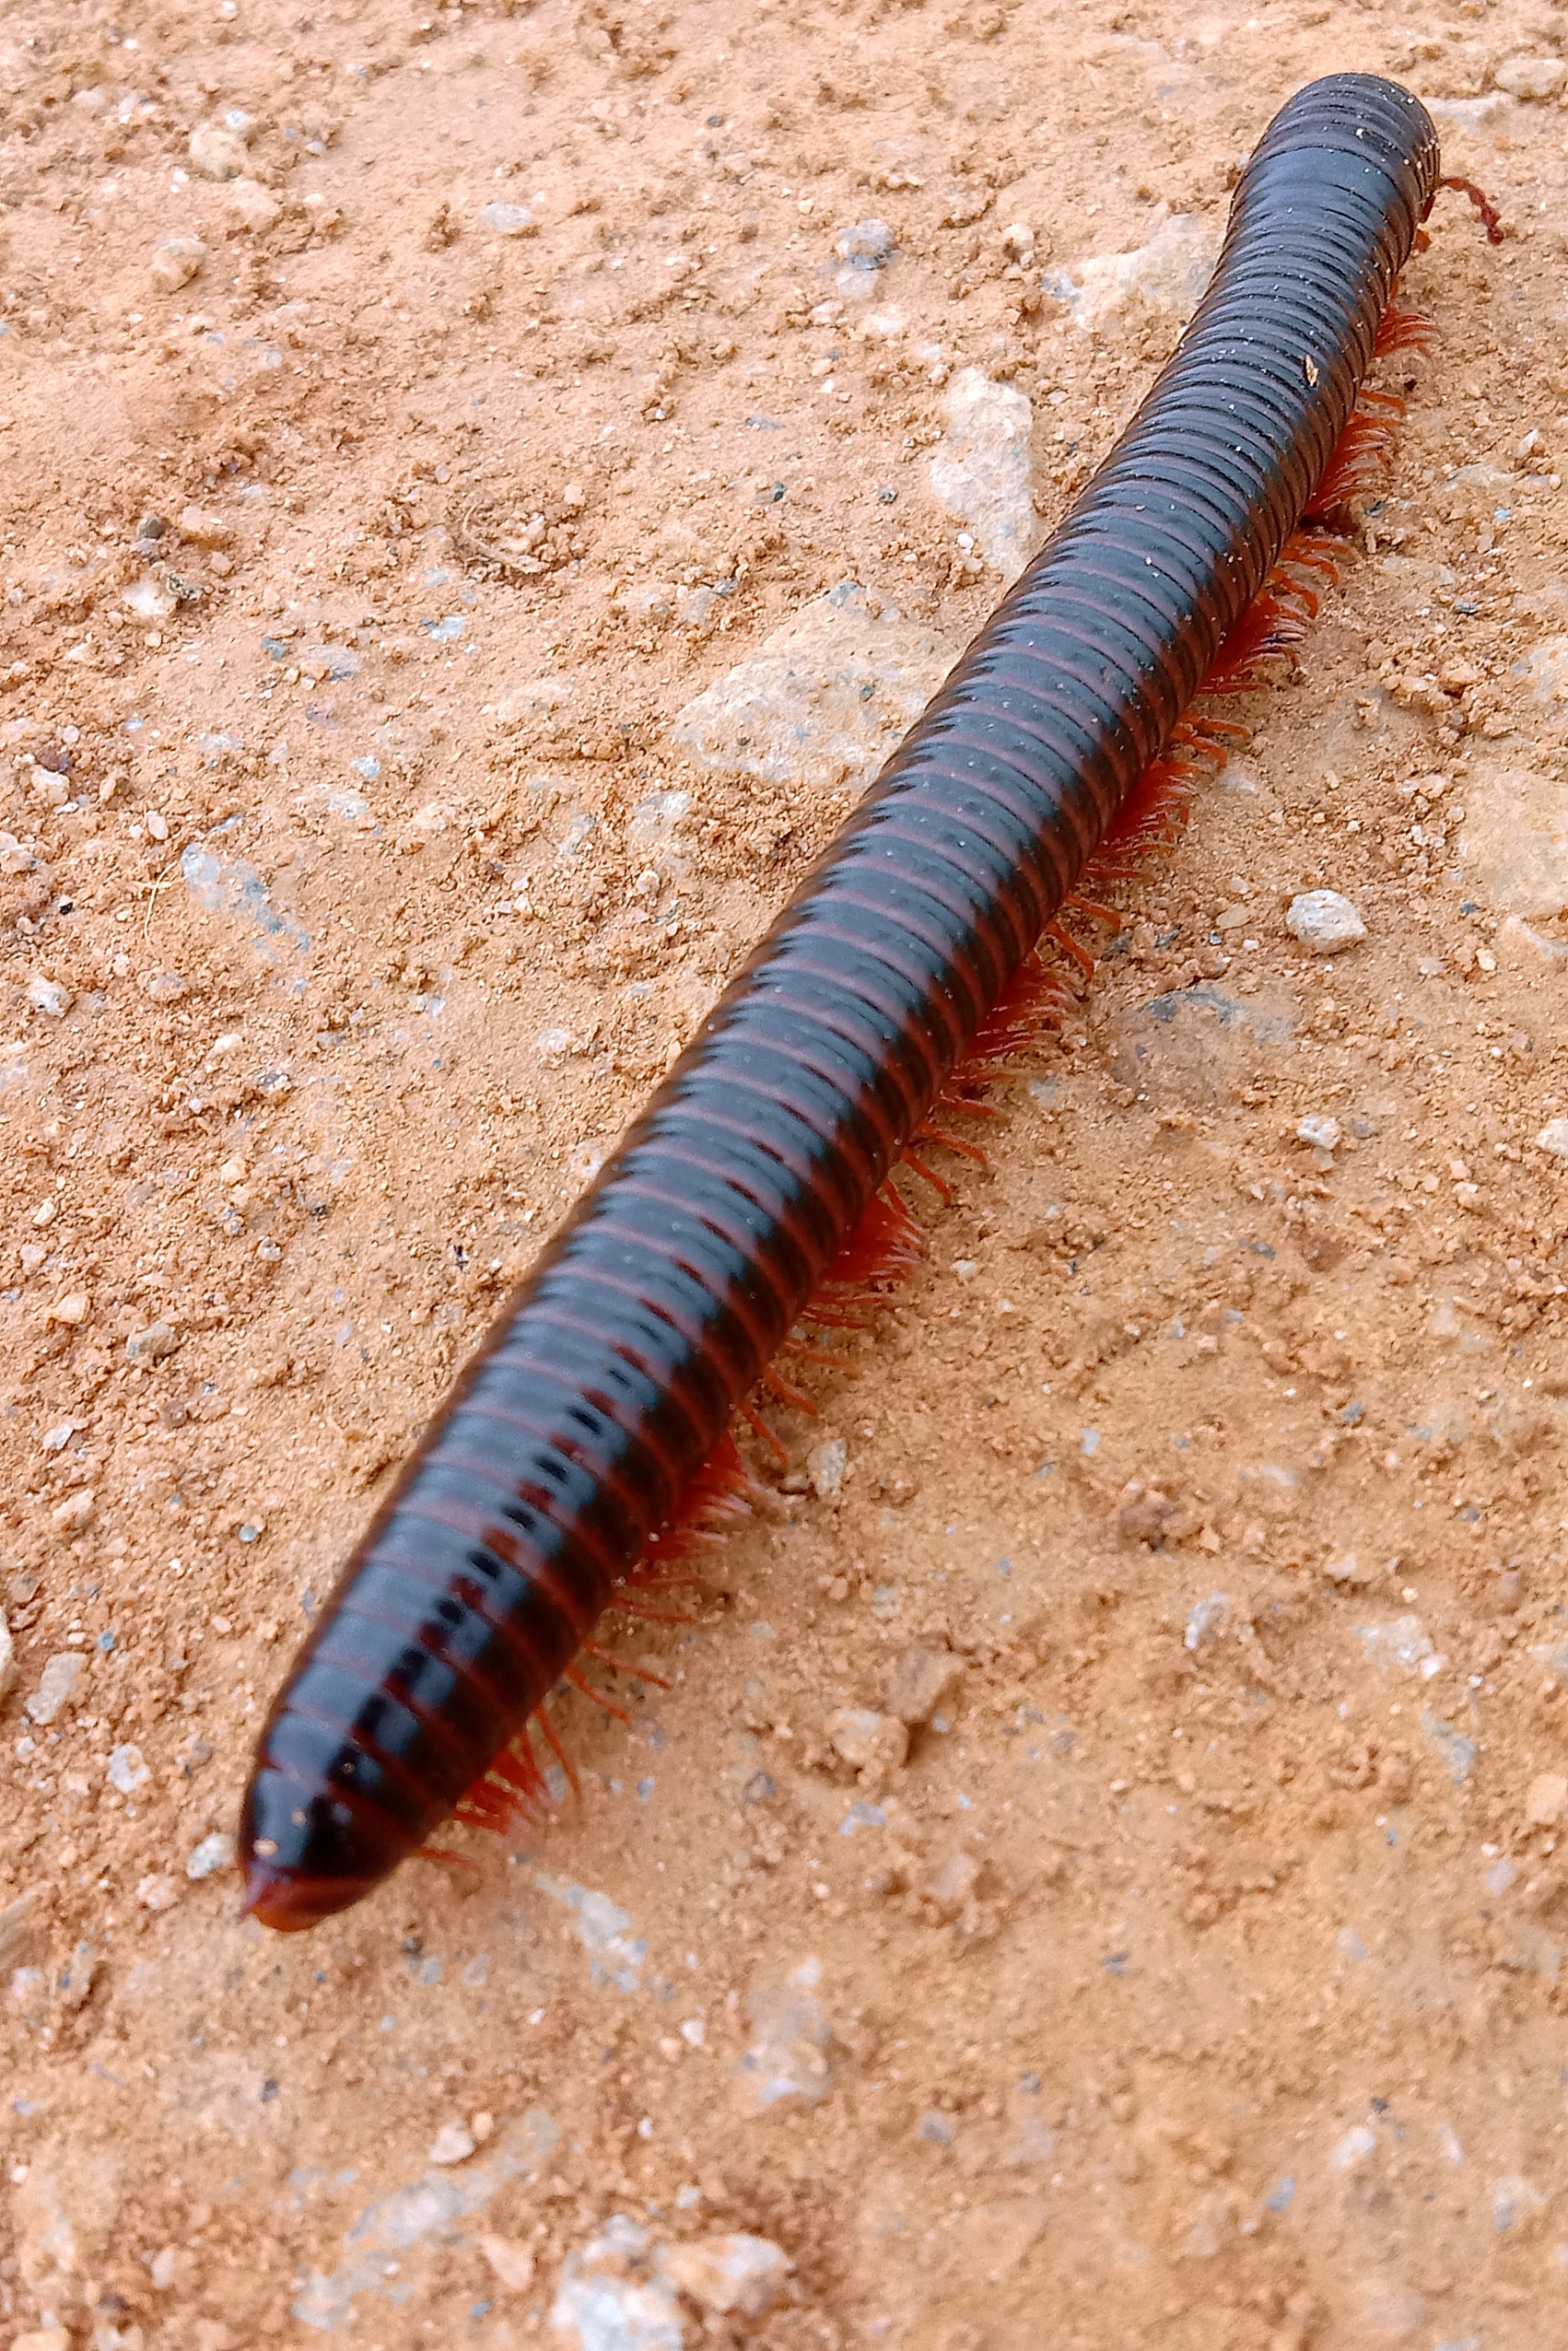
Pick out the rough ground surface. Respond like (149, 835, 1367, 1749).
(6, 2, 1568, 2346)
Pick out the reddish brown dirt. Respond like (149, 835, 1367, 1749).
(6, 4, 1568, 2348)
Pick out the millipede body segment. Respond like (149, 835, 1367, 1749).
(241, 76, 1441, 1930)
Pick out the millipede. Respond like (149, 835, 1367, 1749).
(241, 74, 1482, 1931)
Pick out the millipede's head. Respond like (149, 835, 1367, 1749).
(240, 1854, 369, 1934)
(239, 1760, 407, 1932)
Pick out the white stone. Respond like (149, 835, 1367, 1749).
(479, 200, 535, 238)
(807, 1436, 847, 1498)
(1286, 890, 1366, 954)
(150, 234, 206, 293)
(135, 1873, 180, 1912)
(0, 1608, 12, 1703)
(227, 177, 281, 235)
(662, 2233, 790, 2319)
(27, 974, 72, 1019)
(429, 2121, 477, 2166)
(670, 582, 951, 792)
(26, 1651, 82, 1725)
(733, 1959, 832, 2114)
(550, 2216, 685, 2350)
(124, 575, 178, 623)
(189, 120, 250, 179)
(1494, 53, 1566, 100)
(1296, 1114, 1341, 1152)
(187, 1830, 235, 1878)
(1045, 211, 1221, 334)
(107, 1742, 148, 1795)
(928, 367, 1041, 579)
(1537, 1118, 1568, 1159)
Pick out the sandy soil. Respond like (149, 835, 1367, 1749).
(6, 1, 1568, 2345)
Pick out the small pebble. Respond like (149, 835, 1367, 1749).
(884, 1643, 964, 1727)
(135, 1873, 181, 1912)
(1526, 1771, 1568, 1827)
(144, 971, 185, 1002)
(26, 1652, 83, 1725)
(662, 2233, 792, 2319)
(227, 177, 281, 235)
(186, 1831, 236, 1879)
(1536, 1117, 1568, 1160)
(43, 1293, 90, 1328)
(428, 2120, 477, 2166)
(478, 200, 534, 238)
(178, 505, 232, 550)
(189, 121, 249, 179)
(478, 2234, 535, 2293)
(807, 1436, 847, 1498)
(826, 1706, 908, 1772)
(1494, 52, 1567, 99)
(108, 1743, 149, 1795)
(924, 1850, 981, 1920)
(0, 1608, 13, 1703)
(1286, 890, 1366, 954)
(33, 1508, 80, 1579)
(126, 1320, 180, 1365)
(27, 975, 72, 1020)
(1296, 1114, 1341, 1152)
(834, 216, 895, 269)
(149, 234, 207, 293)
(30, 1199, 56, 1228)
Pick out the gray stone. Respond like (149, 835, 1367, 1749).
(126, 1320, 180, 1364)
